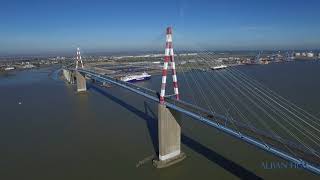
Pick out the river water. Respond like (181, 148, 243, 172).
(0, 61, 319, 180)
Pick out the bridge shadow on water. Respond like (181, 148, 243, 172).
(88, 84, 263, 180)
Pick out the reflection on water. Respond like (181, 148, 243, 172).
(0, 62, 319, 180)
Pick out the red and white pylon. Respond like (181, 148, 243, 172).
(160, 27, 180, 104)
(75, 47, 84, 69)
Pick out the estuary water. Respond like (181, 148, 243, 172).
(0, 61, 320, 180)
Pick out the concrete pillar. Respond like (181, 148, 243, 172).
(71, 72, 76, 84)
(153, 104, 186, 168)
(76, 71, 87, 92)
(62, 69, 71, 83)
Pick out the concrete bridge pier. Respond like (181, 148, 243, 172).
(75, 71, 87, 92)
(62, 69, 72, 83)
(153, 104, 186, 168)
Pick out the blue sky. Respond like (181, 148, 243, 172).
(1, 0, 320, 55)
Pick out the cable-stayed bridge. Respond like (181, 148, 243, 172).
(62, 27, 320, 175)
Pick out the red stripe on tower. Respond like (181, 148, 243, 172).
(159, 27, 180, 104)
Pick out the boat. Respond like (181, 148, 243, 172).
(211, 65, 228, 70)
(120, 72, 151, 82)
(4, 67, 15, 71)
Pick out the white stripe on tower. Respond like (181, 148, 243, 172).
(166, 35, 172, 42)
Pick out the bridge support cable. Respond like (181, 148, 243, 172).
(175, 49, 246, 134)
(173, 50, 218, 124)
(175, 52, 206, 132)
(225, 67, 320, 147)
(191, 50, 309, 158)
(220, 63, 320, 147)
(229, 65, 320, 121)
(228, 66, 320, 132)
(166, 42, 216, 113)
(183, 50, 287, 148)
(172, 40, 276, 139)
(201, 51, 320, 145)
(226, 65, 320, 135)
(199, 49, 320, 139)
(176, 50, 258, 137)
(221, 68, 320, 159)
(196, 50, 320, 164)
(176, 44, 284, 143)
(207, 71, 270, 145)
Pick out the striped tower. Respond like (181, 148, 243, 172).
(74, 47, 86, 92)
(155, 27, 185, 168)
(75, 47, 84, 69)
(160, 27, 180, 104)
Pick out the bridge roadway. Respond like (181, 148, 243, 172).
(74, 68, 320, 175)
